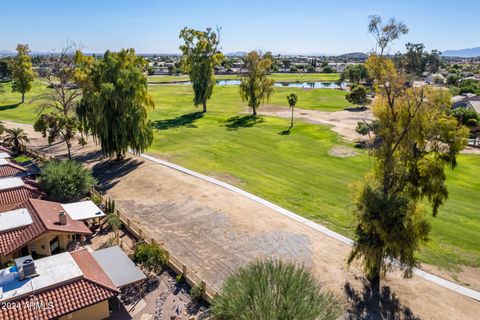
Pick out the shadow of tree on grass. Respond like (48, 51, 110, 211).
(225, 115, 264, 130)
(344, 279, 420, 320)
(151, 112, 204, 130)
(0, 103, 21, 111)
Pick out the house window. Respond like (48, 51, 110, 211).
(49, 237, 60, 255)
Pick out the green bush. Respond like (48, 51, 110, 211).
(39, 160, 97, 202)
(190, 284, 203, 301)
(133, 243, 168, 274)
(212, 260, 341, 320)
(176, 274, 184, 283)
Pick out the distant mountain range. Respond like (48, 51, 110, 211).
(337, 52, 368, 59)
(1, 48, 479, 58)
(442, 47, 480, 58)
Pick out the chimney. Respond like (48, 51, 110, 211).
(58, 211, 67, 225)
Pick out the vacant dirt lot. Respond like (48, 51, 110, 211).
(5, 121, 480, 319)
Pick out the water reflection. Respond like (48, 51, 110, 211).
(164, 79, 345, 89)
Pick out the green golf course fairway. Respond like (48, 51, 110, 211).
(1, 80, 479, 271)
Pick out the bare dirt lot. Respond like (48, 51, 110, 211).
(4, 121, 480, 319)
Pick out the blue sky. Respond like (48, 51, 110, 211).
(1, 0, 479, 54)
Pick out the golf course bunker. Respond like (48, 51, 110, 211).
(328, 146, 358, 158)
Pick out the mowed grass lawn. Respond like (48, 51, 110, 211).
(1, 81, 479, 271)
(148, 72, 340, 83)
(0, 80, 47, 124)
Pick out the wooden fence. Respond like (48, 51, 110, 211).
(20, 144, 221, 303)
(92, 188, 220, 302)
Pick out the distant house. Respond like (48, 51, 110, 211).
(425, 73, 446, 84)
(451, 94, 480, 113)
(0, 177, 43, 211)
(152, 66, 170, 75)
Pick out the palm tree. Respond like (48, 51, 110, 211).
(212, 260, 341, 320)
(3, 128, 29, 153)
(287, 93, 298, 130)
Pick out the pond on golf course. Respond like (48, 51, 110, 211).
(155, 79, 346, 89)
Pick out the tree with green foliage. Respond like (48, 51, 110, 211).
(133, 243, 169, 274)
(179, 27, 224, 113)
(3, 128, 29, 153)
(11, 44, 34, 103)
(348, 16, 469, 290)
(0, 59, 11, 79)
(345, 84, 370, 108)
(104, 198, 122, 245)
(287, 93, 298, 129)
(341, 64, 370, 84)
(39, 160, 97, 202)
(322, 66, 335, 73)
(76, 49, 154, 160)
(34, 113, 78, 159)
(401, 43, 442, 77)
(212, 260, 341, 320)
(457, 79, 480, 95)
(239, 51, 274, 116)
(449, 107, 479, 126)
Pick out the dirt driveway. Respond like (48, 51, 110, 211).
(4, 121, 480, 319)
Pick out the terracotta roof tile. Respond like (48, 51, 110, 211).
(0, 185, 42, 209)
(0, 227, 26, 254)
(0, 279, 116, 320)
(71, 249, 120, 293)
(0, 162, 26, 178)
(0, 147, 12, 155)
(0, 199, 92, 256)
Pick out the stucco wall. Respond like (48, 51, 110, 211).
(58, 299, 110, 320)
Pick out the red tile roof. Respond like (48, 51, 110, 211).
(0, 146, 12, 154)
(0, 199, 92, 256)
(0, 184, 42, 210)
(0, 278, 116, 320)
(71, 249, 119, 292)
(0, 162, 26, 178)
(0, 227, 26, 255)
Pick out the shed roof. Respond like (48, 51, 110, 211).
(91, 246, 146, 288)
(62, 201, 105, 221)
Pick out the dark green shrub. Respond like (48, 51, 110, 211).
(39, 160, 97, 202)
(133, 243, 168, 274)
(190, 284, 203, 301)
(212, 260, 341, 320)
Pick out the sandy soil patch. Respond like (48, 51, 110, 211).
(259, 106, 373, 142)
(328, 146, 358, 158)
(461, 146, 480, 155)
